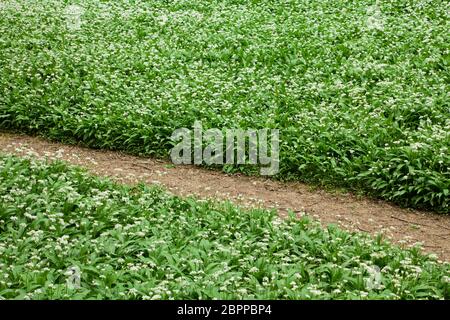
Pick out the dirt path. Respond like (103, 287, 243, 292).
(1, 131, 449, 261)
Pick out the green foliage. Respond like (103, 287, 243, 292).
(0, 0, 449, 212)
(0, 155, 448, 299)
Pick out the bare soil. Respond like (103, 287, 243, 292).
(1, 131, 449, 261)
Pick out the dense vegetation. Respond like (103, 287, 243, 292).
(0, 0, 448, 212)
(0, 155, 448, 299)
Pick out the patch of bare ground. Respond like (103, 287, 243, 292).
(1, 131, 449, 261)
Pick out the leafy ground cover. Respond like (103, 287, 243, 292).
(0, 155, 448, 299)
(0, 0, 449, 212)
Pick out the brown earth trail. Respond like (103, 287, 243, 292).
(1, 131, 449, 261)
